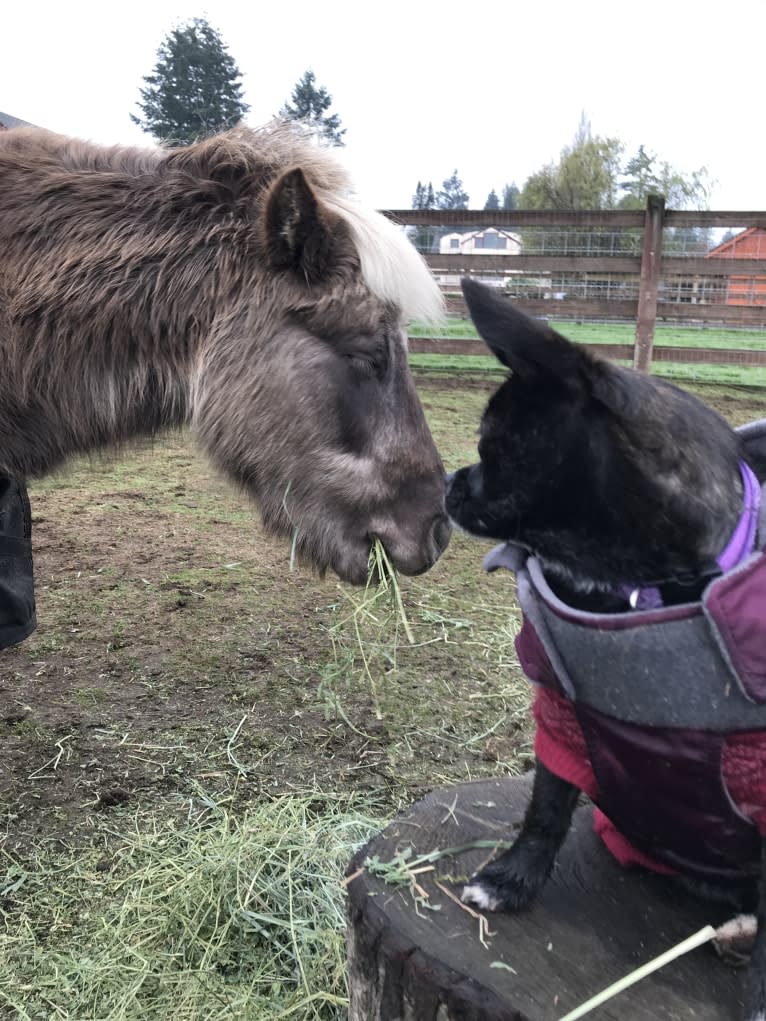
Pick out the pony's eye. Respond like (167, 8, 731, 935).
(345, 353, 378, 376)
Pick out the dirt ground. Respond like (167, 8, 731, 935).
(0, 379, 526, 854)
(2, 379, 763, 857)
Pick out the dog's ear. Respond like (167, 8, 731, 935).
(461, 277, 594, 391)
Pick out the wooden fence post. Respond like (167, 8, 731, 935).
(634, 194, 665, 372)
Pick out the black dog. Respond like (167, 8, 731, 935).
(446, 277, 766, 1020)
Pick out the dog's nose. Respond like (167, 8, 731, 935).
(466, 463, 484, 501)
(450, 463, 484, 504)
(445, 465, 479, 522)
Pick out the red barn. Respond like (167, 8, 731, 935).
(707, 227, 766, 305)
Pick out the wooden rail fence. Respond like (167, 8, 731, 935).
(408, 337, 766, 367)
(383, 203, 766, 373)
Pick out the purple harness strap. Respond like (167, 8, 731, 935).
(719, 461, 762, 571)
(622, 460, 761, 611)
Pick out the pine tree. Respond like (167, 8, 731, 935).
(131, 17, 249, 146)
(437, 171, 469, 210)
(502, 183, 520, 210)
(484, 189, 500, 210)
(619, 145, 711, 210)
(619, 146, 712, 252)
(413, 181, 436, 209)
(280, 70, 346, 146)
(411, 180, 437, 252)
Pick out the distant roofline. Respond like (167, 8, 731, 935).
(707, 226, 765, 257)
(442, 227, 521, 241)
(0, 111, 36, 129)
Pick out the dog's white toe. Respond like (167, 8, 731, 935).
(462, 883, 500, 911)
(716, 913, 757, 945)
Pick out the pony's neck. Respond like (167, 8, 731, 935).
(0, 346, 195, 478)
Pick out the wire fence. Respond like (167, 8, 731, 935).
(384, 207, 766, 336)
(384, 205, 766, 379)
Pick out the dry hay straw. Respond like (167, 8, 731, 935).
(320, 539, 416, 722)
(319, 537, 532, 775)
(0, 790, 382, 1020)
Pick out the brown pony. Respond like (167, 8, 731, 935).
(0, 123, 450, 585)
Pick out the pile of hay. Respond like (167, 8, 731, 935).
(0, 792, 382, 1020)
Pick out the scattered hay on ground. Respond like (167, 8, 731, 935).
(318, 537, 532, 777)
(0, 790, 383, 1021)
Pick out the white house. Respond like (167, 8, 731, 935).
(436, 228, 521, 287)
(439, 227, 521, 256)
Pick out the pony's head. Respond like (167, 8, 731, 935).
(184, 126, 450, 583)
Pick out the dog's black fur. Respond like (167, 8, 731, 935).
(446, 277, 766, 1021)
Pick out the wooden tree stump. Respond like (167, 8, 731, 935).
(346, 774, 745, 1020)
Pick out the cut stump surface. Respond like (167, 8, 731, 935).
(346, 774, 744, 1020)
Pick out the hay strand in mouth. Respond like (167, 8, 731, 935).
(367, 538, 414, 645)
(319, 539, 419, 722)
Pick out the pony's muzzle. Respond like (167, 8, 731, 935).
(373, 510, 451, 577)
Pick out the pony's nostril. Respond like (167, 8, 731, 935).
(431, 513, 452, 556)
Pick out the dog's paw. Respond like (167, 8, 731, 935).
(462, 881, 503, 911)
(461, 855, 546, 913)
(715, 914, 757, 966)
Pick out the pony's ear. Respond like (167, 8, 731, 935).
(264, 167, 345, 283)
(461, 277, 596, 392)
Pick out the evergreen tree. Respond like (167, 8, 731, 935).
(484, 189, 500, 210)
(619, 145, 711, 209)
(280, 70, 346, 146)
(618, 145, 712, 252)
(131, 17, 249, 146)
(519, 118, 710, 214)
(413, 181, 436, 209)
(411, 180, 437, 252)
(618, 145, 661, 207)
(437, 170, 469, 210)
(502, 183, 520, 210)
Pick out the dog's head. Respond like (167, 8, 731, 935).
(446, 278, 746, 594)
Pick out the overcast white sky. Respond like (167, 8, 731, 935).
(3, 0, 764, 211)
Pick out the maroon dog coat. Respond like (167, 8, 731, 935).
(486, 420, 766, 882)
